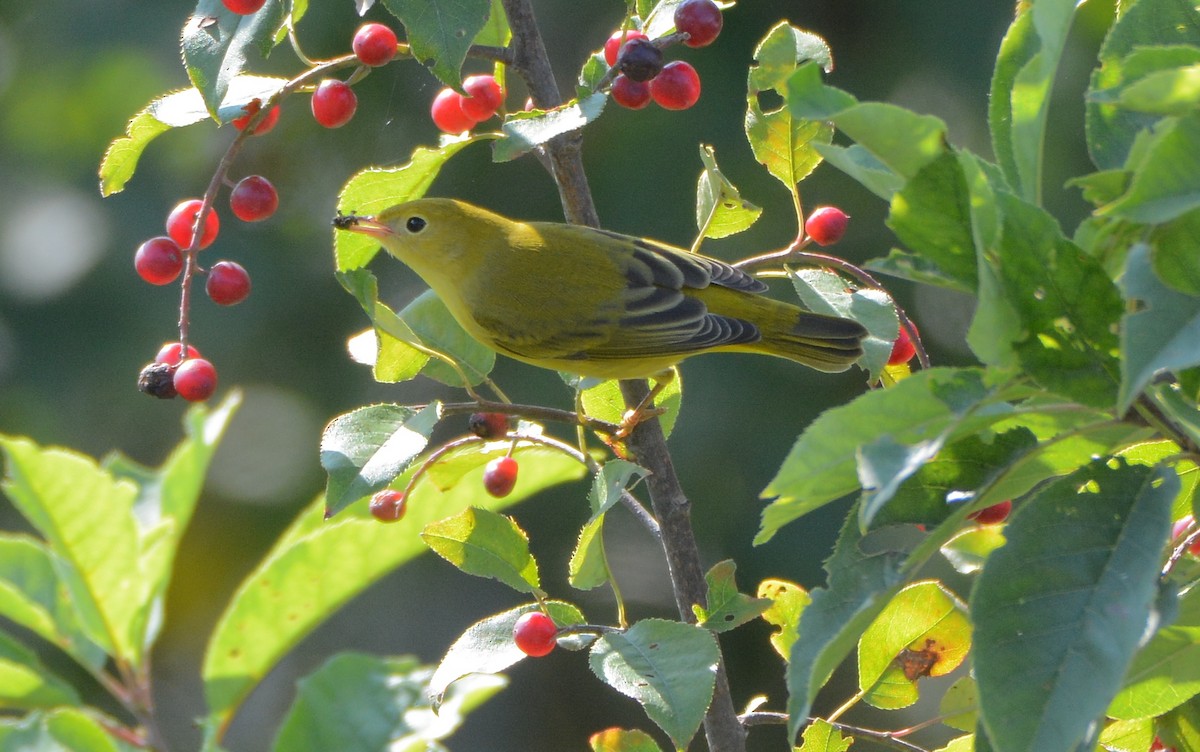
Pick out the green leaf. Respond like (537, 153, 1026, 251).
(1159, 696, 1200, 752)
(785, 505, 906, 740)
(796, 718, 852, 752)
(319, 403, 440, 517)
(421, 507, 542, 594)
(1118, 243, 1200, 411)
(569, 460, 647, 591)
(2, 436, 149, 665)
(203, 445, 585, 726)
(789, 269, 896, 382)
(335, 136, 489, 271)
(971, 459, 1178, 752)
(271, 652, 504, 752)
(182, 1, 287, 117)
(814, 143, 905, 200)
(0, 631, 80, 708)
(99, 75, 286, 196)
(400, 290, 496, 386)
(473, 0, 511, 48)
(0, 535, 104, 669)
(1149, 207, 1200, 296)
(1114, 61, 1200, 116)
(589, 619, 718, 750)
(1108, 585, 1200, 720)
(428, 601, 585, 704)
(1087, 0, 1200, 170)
(885, 150, 983, 294)
(0, 708, 134, 752)
(1150, 383, 1200, 451)
(858, 581, 971, 710)
(694, 145, 761, 241)
(1098, 718, 1156, 752)
(757, 578, 810, 660)
(940, 675, 979, 732)
(745, 100, 832, 196)
(381, 0, 490, 89)
(589, 727, 664, 752)
(492, 93, 606, 162)
(1103, 112, 1200, 223)
(759, 368, 1005, 544)
(987, 191, 1122, 407)
(693, 560, 771, 633)
(748, 22, 832, 94)
(939, 526, 1007, 575)
(989, 0, 1078, 200)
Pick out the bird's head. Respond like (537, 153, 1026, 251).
(334, 198, 500, 275)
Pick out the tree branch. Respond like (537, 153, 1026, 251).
(499, 1, 746, 749)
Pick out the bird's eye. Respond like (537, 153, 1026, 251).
(406, 216, 427, 234)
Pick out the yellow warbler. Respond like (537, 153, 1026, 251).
(337, 198, 866, 381)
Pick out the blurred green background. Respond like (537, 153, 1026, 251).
(0, 0, 1115, 749)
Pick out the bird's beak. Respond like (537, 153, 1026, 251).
(332, 213, 393, 239)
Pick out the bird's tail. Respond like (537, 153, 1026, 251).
(735, 295, 868, 373)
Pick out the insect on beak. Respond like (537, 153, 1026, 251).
(331, 212, 392, 239)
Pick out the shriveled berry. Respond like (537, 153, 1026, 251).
(1173, 514, 1200, 555)
(311, 79, 357, 128)
(431, 88, 475, 134)
(968, 500, 1012, 525)
(135, 237, 184, 285)
(513, 611, 557, 657)
(138, 362, 178, 399)
(604, 29, 648, 67)
(617, 38, 663, 83)
(232, 100, 280, 135)
(155, 342, 201, 365)
(649, 61, 701, 110)
(483, 456, 518, 498)
(223, 0, 266, 14)
(460, 74, 505, 122)
(206, 261, 251, 306)
(167, 199, 220, 249)
(353, 23, 398, 67)
(230, 175, 278, 222)
(369, 489, 407, 522)
(888, 322, 918, 366)
(469, 412, 510, 439)
(611, 75, 652, 109)
(174, 358, 218, 402)
(674, 0, 723, 48)
(804, 205, 849, 246)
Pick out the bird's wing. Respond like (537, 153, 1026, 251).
(567, 230, 764, 360)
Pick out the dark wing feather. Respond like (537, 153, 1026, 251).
(565, 229, 764, 360)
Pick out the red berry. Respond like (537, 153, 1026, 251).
(649, 61, 701, 110)
(611, 75, 652, 109)
(230, 175, 278, 222)
(888, 322, 919, 366)
(617, 38, 664, 83)
(1151, 738, 1176, 752)
(674, 0, 723, 47)
(222, 0, 266, 14)
(469, 412, 510, 439)
(431, 88, 475, 134)
(206, 261, 251, 306)
(311, 79, 357, 128)
(167, 199, 220, 250)
(155, 342, 201, 365)
(353, 23, 398, 67)
(604, 29, 648, 67)
(134, 237, 184, 285)
(369, 489, 407, 522)
(1173, 515, 1200, 555)
(805, 206, 849, 246)
(483, 456, 518, 498)
(174, 358, 218, 402)
(968, 500, 1012, 525)
(513, 611, 557, 657)
(232, 100, 280, 135)
(460, 75, 505, 122)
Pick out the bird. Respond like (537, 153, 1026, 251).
(335, 198, 866, 386)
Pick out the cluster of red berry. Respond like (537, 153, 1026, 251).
(431, 75, 506, 134)
(606, 0, 722, 111)
(136, 22, 402, 402)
